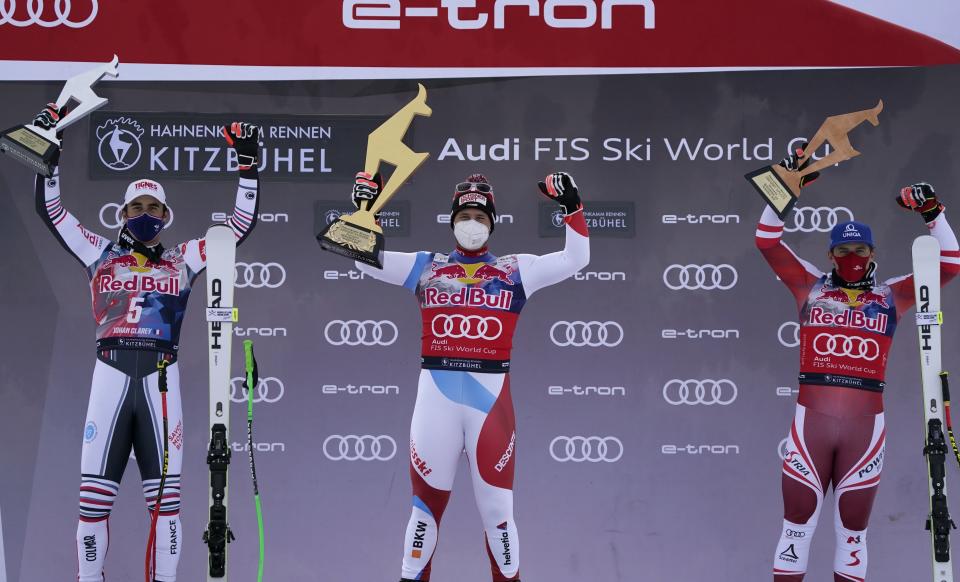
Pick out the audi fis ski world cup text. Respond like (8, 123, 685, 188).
(437, 136, 831, 163)
(342, 0, 655, 30)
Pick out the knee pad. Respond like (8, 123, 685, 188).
(79, 476, 119, 521)
(834, 526, 867, 581)
(773, 519, 818, 576)
(143, 475, 181, 514)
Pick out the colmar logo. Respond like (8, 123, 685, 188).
(343, 0, 656, 30)
(83, 534, 97, 561)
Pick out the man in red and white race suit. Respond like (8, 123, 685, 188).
(31, 104, 261, 582)
(349, 172, 589, 582)
(758, 175, 959, 581)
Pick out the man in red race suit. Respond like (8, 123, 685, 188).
(757, 152, 960, 581)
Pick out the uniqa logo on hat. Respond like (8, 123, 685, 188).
(843, 224, 861, 238)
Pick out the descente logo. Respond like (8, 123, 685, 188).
(343, 0, 655, 30)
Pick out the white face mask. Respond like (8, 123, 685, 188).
(454, 219, 490, 250)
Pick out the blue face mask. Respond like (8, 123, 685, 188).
(126, 212, 165, 242)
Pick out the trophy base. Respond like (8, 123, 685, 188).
(317, 218, 385, 269)
(744, 165, 799, 221)
(0, 126, 59, 178)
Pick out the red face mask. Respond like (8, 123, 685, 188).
(834, 253, 871, 282)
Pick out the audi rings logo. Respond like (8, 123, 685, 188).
(785, 206, 854, 233)
(778, 321, 799, 348)
(322, 434, 397, 461)
(0, 0, 98, 27)
(662, 264, 738, 290)
(235, 262, 286, 289)
(99, 202, 175, 230)
(662, 379, 738, 406)
(432, 314, 503, 340)
(324, 320, 399, 346)
(812, 333, 880, 360)
(549, 321, 624, 348)
(549, 436, 623, 463)
(229, 376, 284, 404)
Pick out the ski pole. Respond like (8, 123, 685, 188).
(243, 340, 265, 582)
(146, 358, 171, 582)
(940, 372, 960, 468)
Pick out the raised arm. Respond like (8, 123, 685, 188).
(755, 205, 823, 310)
(35, 169, 110, 269)
(180, 122, 261, 273)
(30, 104, 110, 268)
(517, 172, 590, 296)
(885, 183, 960, 313)
(331, 171, 427, 290)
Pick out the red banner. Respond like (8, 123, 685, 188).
(0, 0, 958, 78)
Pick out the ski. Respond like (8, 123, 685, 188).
(913, 234, 955, 582)
(0, 502, 6, 582)
(243, 339, 266, 582)
(203, 224, 237, 580)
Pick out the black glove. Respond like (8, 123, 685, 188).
(32, 102, 69, 131)
(778, 142, 820, 189)
(351, 171, 383, 222)
(222, 122, 261, 171)
(537, 172, 582, 215)
(897, 182, 944, 222)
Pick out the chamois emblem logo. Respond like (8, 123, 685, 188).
(96, 117, 144, 171)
